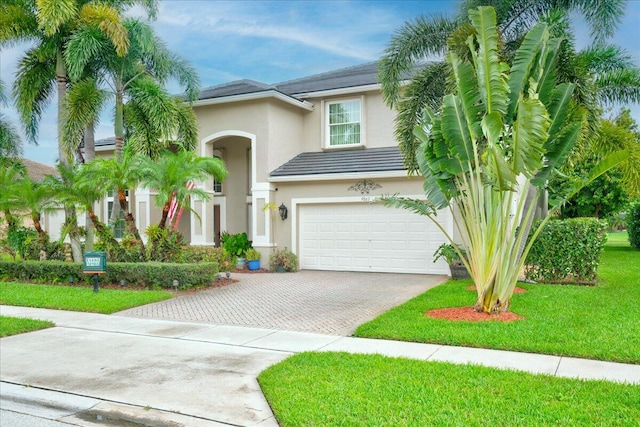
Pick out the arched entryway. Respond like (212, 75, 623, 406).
(190, 131, 255, 246)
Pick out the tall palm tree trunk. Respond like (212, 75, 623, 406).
(56, 50, 82, 262)
(84, 123, 96, 250)
(110, 89, 125, 224)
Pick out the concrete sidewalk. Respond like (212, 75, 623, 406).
(1, 306, 639, 426)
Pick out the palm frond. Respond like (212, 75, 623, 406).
(379, 195, 437, 217)
(63, 78, 107, 157)
(594, 68, 640, 105)
(12, 44, 56, 142)
(378, 14, 459, 107)
(393, 61, 449, 173)
(77, 2, 129, 56)
(35, 0, 77, 36)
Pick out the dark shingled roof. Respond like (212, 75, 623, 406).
(197, 62, 382, 101)
(274, 62, 379, 96)
(199, 79, 273, 100)
(270, 146, 406, 177)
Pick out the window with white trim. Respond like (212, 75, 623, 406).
(326, 99, 362, 147)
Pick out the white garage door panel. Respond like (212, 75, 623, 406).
(299, 203, 451, 275)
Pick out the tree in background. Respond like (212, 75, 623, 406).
(553, 109, 640, 219)
(383, 6, 627, 313)
(379, 0, 639, 172)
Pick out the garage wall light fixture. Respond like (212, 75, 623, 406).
(279, 203, 288, 220)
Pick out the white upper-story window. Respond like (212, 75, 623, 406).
(325, 98, 364, 147)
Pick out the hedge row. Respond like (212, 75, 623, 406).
(0, 261, 219, 289)
(628, 202, 640, 250)
(525, 218, 608, 284)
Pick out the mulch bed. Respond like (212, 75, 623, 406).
(466, 285, 528, 294)
(232, 268, 271, 274)
(426, 306, 524, 322)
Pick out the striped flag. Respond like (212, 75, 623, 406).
(171, 181, 196, 230)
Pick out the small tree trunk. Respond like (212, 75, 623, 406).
(126, 212, 146, 260)
(150, 203, 171, 260)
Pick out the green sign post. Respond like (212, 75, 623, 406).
(83, 251, 107, 293)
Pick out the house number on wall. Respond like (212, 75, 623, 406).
(348, 179, 381, 195)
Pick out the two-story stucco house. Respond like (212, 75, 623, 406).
(88, 62, 453, 275)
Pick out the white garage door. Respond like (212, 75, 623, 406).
(299, 202, 451, 275)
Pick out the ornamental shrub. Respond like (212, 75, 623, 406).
(525, 218, 608, 284)
(628, 201, 640, 249)
(0, 261, 218, 289)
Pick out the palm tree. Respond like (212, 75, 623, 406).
(0, 161, 27, 232)
(44, 162, 123, 255)
(138, 150, 227, 229)
(379, 0, 638, 172)
(383, 6, 627, 314)
(10, 176, 57, 243)
(63, 17, 200, 162)
(2, 0, 156, 261)
(137, 149, 227, 259)
(82, 150, 147, 257)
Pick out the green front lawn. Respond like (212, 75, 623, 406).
(0, 282, 173, 314)
(0, 315, 55, 337)
(355, 232, 640, 363)
(259, 352, 640, 427)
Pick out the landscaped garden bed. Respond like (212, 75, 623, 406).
(354, 232, 639, 364)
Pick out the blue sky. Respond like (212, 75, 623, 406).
(2, 0, 639, 166)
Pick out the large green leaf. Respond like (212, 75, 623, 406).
(535, 37, 561, 105)
(532, 120, 581, 187)
(511, 97, 548, 176)
(441, 94, 473, 165)
(545, 83, 575, 139)
(448, 52, 482, 140)
(507, 23, 547, 118)
(482, 112, 516, 189)
(468, 6, 508, 115)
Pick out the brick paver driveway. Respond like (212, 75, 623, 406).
(117, 271, 446, 335)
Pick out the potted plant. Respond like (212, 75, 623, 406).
(269, 247, 298, 272)
(245, 248, 261, 271)
(221, 232, 252, 269)
(433, 243, 470, 279)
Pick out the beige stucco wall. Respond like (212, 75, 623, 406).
(299, 89, 395, 152)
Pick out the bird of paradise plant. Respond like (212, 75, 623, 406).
(383, 6, 628, 313)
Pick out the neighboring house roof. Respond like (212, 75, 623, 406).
(21, 159, 58, 182)
(270, 146, 406, 177)
(95, 137, 115, 147)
